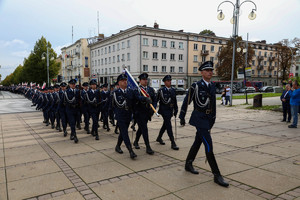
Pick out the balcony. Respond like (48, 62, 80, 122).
(201, 50, 209, 56)
(257, 56, 264, 61)
(268, 66, 274, 71)
(268, 56, 275, 62)
(257, 65, 263, 70)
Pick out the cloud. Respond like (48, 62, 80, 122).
(53, 43, 71, 55)
(11, 50, 30, 58)
(0, 39, 28, 48)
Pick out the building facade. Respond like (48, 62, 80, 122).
(89, 24, 188, 89)
(60, 38, 90, 83)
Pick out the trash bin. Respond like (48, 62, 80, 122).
(253, 94, 262, 107)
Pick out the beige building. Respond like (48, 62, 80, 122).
(60, 38, 91, 83)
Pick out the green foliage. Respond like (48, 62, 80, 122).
(216, 36, 255, 80)
(199, 29, 216, 36)
(216, 93, 282, 100)
(1, 36, 60, 86)
(245, 105, 281, 111)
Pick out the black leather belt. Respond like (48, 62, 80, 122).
(195, 108, 212, 114)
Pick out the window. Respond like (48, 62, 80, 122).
(264, 52, 267, 57)
(171, 41, 175, 48)
(194, 36, 198, 41)
(202, 45, 206, 50)
(170, 66, 175, 73)
(179, 54, 183, 61)
(113, 45, 115, 52)
(211, 46, 215, 52)
(252, 70, 255, 75)
(264, 61, 267, 66)
(117, 67, 120, 73)
(91, 51, 94, 57)
(127, 65, 130, 71)
(98, 50, 100, 56)
(143, 38, 148, 45)
(127, 40, 130, 48)
(127, 53, 130, 61)
(101, 48, 103, 55)
(105, 68, 107, 74)
(117, 43, 120, 51)
(105, 47, 107, 54)
(219, 40, 222, 44)
(193, 67, 198, 73)
(153, 66, 158, 72)
(202, 56, 206, 62)
(98, 59, 100, 66)
(211, 39, 214, 43)
(179, 67, 183, 73)
(179, 42, 184, 49)
(105, 58, 107, 64)
(219, 46, 222, 51)
(92, 61, 94, 67)
(153, 39, 158, 46)
(252, 60, 255, 65)
(259, 51, 262, 56)
(162, 53, 167, 60)
(109, 57, 111, 64)
(113, 67, 115, 73)
(109, 68, 111, 74)
(108, 46, 111, 53)
(122, 42, 125, 49)
(153, 52, 158, 59)
(210, 57, 214, 62)
(193, 55, 198, 62)
(117, 55, 120, 62)
(162, 40, 167, 47)
(194, 43, 198, 50)
(102, 69, 104, 74)
(122, 54, 125, 61)
(170, 54, 175, 60)
(274, 71, 277, 75)
(143, 65, 148, 72)
(101, 59, 103, 65)
(113, 56, 115, 63)
(162, 66, 166, 72)
(263, 70, 266, 75)
(202, 38, 206, 42)
(143, 51, 148, 59)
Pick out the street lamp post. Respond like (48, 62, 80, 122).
(42, 47, 54, 87)
(217, 0, 257, 106)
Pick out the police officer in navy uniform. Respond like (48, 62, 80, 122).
(114, 74, 137, 159)
(53, 84, 62, 132)
(179, 61, 229, 187)
(156, 75, 179, 150)
(64, 79, 81, 143)
(58, 82, 68, 137)
(47, 86, 56, 129)
(133, 73, 157, 155)
(81, 82, 90, 134)
(100, 83, 110, 131)
(41, 87, 50, 126)
(86, 79, 101, 140)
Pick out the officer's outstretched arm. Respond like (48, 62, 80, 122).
(179, 84, 195, 126)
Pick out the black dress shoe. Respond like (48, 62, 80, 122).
(77, 125, 81, 130)
(146, 146, 154, 155)
(114, 129, 119, 134)
(95, 135, 99, 140)
(171, 143, 179, 150)
(107, 128, 110, 132)
(58, 127, 62, 132)
(115, 146, 123, 154)
(51, 124, 55, 129)
(214, 175, 229, 187)
(74, 136, 79, 143)
(185, 160, 199, 174)
(46, 122, 49, 126)
(70, 135, 74, 140)
(281, 120, 286, 122)
(131, 125, 136, 132)
(91, 131, 96, 136)
(287, 120, 291, 123)
(129, 151, 137, 159)
(133, 141, 140, 149)
(87, 130, 90, 134)
(156, 138, 165, 145)
(288, 125, 297, 128)
(64, 130, 68, 137)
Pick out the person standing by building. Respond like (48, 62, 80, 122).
(156, 75, 179, 150)
(280, 84, 291, 122)
(288, 80, 300, 128)
(179, 61, 229, 187)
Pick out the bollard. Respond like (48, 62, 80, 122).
(253, 94, 262, 107)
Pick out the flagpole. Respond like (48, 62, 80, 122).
(123, 67, 159, 117)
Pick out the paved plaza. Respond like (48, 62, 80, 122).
(0, 91, 299, 200)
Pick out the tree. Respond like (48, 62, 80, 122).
(199, 29, 216, 36)
(217, 36, 255, 80)
(22, 36, 60, 84)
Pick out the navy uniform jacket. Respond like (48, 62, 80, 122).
(100, 90, 110, 111)
(52, 92, 60, 113)
(58, 90, 66, 110)
(179, 79, 216, 130)
(280, 90, 291, 103)
(157, 86, 178, 117)
(134, 86, 157, 120)
(113, 88, 135, 123)
(41, 93, 49, 110)
(80, 90, 88, 106)
(63, 88, 81, 108)
(86, 89, 101, 107)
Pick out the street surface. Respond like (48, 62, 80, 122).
(0, 92, 299, 200)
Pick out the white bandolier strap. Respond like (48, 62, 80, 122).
(85, 92, 96, 104)
(113, 92, 126, 108)
(159, 88, 171, 105)
(194, 84, 209, 108)
(64, 91, 75, 104)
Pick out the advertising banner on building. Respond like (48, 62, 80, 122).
(151, 79, 159, 88)
(178, 80, 184, 85)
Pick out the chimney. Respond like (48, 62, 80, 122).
(154, 22, 159, 29)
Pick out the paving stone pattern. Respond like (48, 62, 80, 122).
(0, 95, 299, 199)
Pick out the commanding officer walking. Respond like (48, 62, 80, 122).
(179, 61, 229, 187)
(86, 80, 101, 140)
(100, 83, 110, 131)
(156, 75, 179, 150)
(58, 82, 68, 137)
(64, 79, 81, 143)
(114, 74, 137, 159)
(133, 73, 157, 155)
(81, 82, 90, 134)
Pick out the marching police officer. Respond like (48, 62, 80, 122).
(114, 74, 137, 159)
(133, 73, 157, 155)
(81, 82, 90, 134)
(58, 82, 68, 137)
(47, 86, 56, 129)
(64, 79, 81, 143)
(86, 79, 101, 140)
(53, 84, 62, 132)
(179, 61, 229, 187)
(156, 75, 179, 150)
(100, 83, 110, 131)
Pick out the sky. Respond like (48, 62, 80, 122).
(0, 0, 299, 80)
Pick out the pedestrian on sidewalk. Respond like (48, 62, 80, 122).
(280, 84, 291, 122)
(221, 88, 226, 105)
(225, 85, 231, 105)
(288, 80, 300, 128)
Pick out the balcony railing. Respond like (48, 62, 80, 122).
(268, 56, 275, 62)
(268, 66, 274, 71)
(201, 50, 209, 56)
(257, 65, 263, 70)
(257, 56, 264, 61)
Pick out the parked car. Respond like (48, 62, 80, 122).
(174, 87, 186, 95)
(259, 86, 274, 93)
(239, 87, 256, 93)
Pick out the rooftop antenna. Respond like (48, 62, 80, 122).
(97, 11, 100, 35)
(72, 26, 73, 43)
